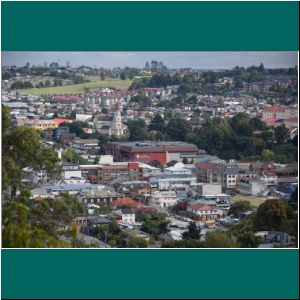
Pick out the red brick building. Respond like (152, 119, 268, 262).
(105, 141, 199, 165)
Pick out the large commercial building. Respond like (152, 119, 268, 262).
(105, 141, 199, 165)
(80, 162, 158, 184)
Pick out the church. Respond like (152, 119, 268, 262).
(93, 103, 127, 136)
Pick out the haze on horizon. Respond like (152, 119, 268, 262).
(2, 51, 298, 70)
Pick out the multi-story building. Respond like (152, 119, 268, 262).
(186, 204, 224, 220)
(97, 162, 143, 184)
(196, 161, 225, 183)
(23, 119, 58, 130)
(149, 174, 197, 191)
(212, 168, 257, 191)
(149, 190, 179, 208)
(262, 105, 298, 119)
(69, 138, 100, 153)
(106, 141, 199, 165)
(238, 178, 267, 196)
(81, 187, 120, 205)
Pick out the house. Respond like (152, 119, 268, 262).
(187, 204, 224, 220)
(30, 188, 49, 200)
(62, 162, 82, 179)
(257, 231, 296, 248)
(25, 119, 58, 130)
(113, 208, 136, 224)
(250, 162, 276, 176)
(149, 191, 179, 208)
(81, 187, 119, 205)
(87, 216, 111, 227)
(110, 197, 145, 209)
(60, 132, 77, 144)
(164, 162, 193, 175)
(259, 174, 278, 186)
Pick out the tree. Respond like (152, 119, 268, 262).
(166, 117, 192, 141)
(149, 113, 165, 132)
(69, 110, 76, 120)
(205, 232, 236, 248)
(144, 62, 150, 71)
(127, 119, 149, 141)
(49, 62, 59, 69)
(182, 222, 200, 240)
(228, 218, 261, 248)
(45, 79, 51, 87)
(274, 124, 289, 145)
(150, 60, 158, 71)
(253, 199, 288, 231)
(261, 149, 275, 161)
(288, 187, 298, 211)
(127, 236, 148, 248)
(11, 81, 33, 89)
(120, 72, 127, 80)
(140, 213, 170, 239)
(182, 157, 189, 164)
(228, 201, 252, 218)
(2, 201, 68, 248)
(38, 81, 45, 88)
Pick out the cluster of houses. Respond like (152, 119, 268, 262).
(2, 67, 298, 248)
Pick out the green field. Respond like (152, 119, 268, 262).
(232, 194, 266, 208)
(17, 76, 132, 96)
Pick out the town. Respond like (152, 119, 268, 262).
(2, 55, 298, 248)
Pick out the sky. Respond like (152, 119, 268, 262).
(2, 51, 298, 69)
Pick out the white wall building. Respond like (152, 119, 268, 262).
(149, 191, 179, 208)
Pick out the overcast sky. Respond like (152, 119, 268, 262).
(2, 51, 298, 69)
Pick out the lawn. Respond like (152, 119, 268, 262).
(17, 76, 132, 96)
(232, 194, 266, 208)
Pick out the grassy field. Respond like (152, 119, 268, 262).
(17, 76, 132, 96)
(232, 194, 266, 208)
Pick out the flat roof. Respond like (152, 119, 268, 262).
(107, 141, 198, 153)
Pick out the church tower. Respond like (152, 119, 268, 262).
(111, 102, 123, 136)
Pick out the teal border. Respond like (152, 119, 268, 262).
(2, 249, 299, 299)
(1, 1, 299, 299)
(1, 1, 299, 51)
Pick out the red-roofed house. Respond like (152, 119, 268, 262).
(187, 204, 224, 220)
(110, 197, 144, 209)
(284, 117, 298, 128)
(260, 118, 283, 127)
(52, 118, 73, 125)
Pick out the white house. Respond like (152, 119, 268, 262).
(114, 208, 136, 224)
(149, 191, 179, 208)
